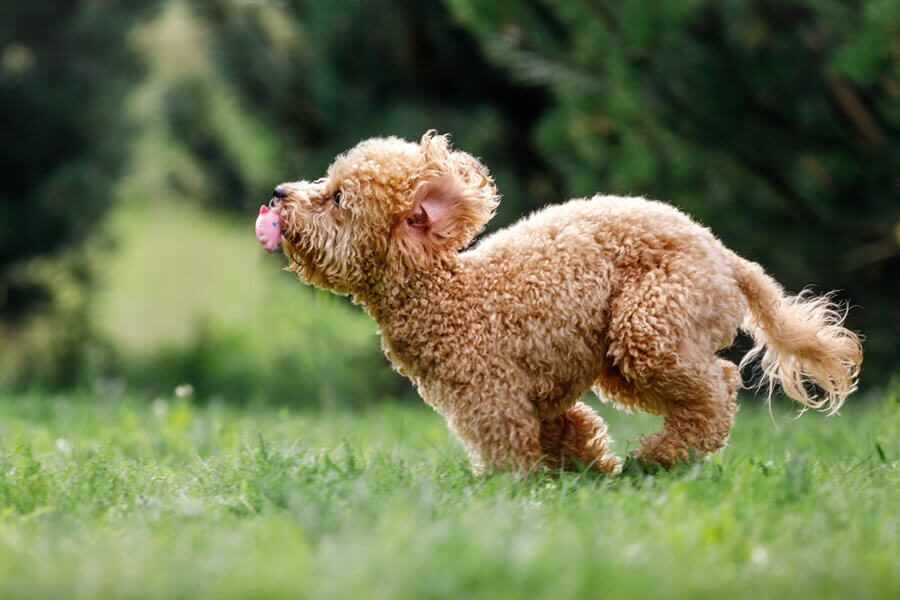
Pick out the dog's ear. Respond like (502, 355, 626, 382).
(389, 132, 499, 273)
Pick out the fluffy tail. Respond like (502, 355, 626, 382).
(731, 254, 863, 414)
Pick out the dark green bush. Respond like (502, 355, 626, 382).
(0, 1, 149, 319)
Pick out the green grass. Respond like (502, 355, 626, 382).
(0, 391, 897, 600)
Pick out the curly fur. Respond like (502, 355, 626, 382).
(271, 131, 863, 475)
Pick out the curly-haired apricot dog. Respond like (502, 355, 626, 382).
(259, 132, 862, 475)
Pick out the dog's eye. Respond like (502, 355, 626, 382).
(332, 191, 342, 207)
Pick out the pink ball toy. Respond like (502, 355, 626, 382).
(255, 205, 282, 252)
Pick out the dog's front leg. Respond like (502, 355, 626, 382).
(445, 394, 545, 477)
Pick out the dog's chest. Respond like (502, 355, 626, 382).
(378, 321, 476, 385)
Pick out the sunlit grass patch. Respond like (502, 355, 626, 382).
(87, 200, 399, 406)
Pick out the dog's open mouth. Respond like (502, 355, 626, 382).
(254, 205, 282, 252)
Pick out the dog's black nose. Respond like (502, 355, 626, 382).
(269, 185, 288, 209)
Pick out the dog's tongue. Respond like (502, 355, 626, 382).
(255, 205, 281, 252)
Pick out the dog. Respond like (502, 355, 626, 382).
(262, 131, 862, 475)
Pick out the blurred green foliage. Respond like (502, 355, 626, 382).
(125, 269, 405, 408)
(3, 200, 406, 406)
(159, 0, 555, 214)
(0, 2, 148, 317)
(1, 0, 898, 402)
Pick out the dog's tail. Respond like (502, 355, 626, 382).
(730, 253, 862, 414)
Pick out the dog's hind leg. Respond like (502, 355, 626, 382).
(540, 401, 622, 475)
(592, 364, 669, 416)
(604, 261, 745, 466)
(632, 358, 740, 466)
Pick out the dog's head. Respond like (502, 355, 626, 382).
(270, 131, 498, 297)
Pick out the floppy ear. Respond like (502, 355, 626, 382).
(389, 132, 499, 273)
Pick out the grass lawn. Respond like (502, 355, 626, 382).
(0, 391, 897, 599)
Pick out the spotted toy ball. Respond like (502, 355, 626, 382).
(254, 205, 282, 252)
